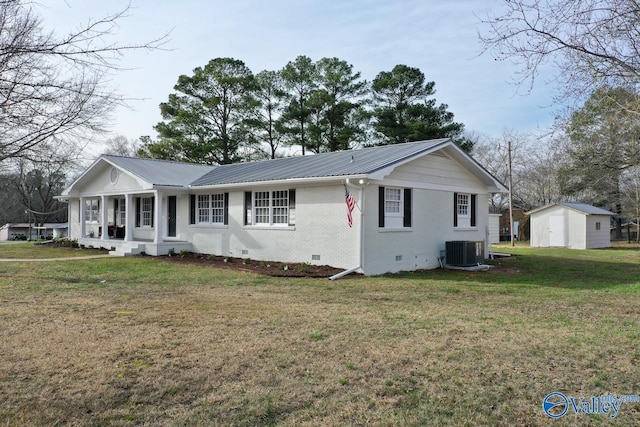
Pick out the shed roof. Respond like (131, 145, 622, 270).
(526, 202, 615, 216)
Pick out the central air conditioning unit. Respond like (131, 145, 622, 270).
(445, 241, 484, 266)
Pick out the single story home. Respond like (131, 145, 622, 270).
(0, 223, 68, 241)
(58, 138, 507, 275)
(526, 202, 615, 249)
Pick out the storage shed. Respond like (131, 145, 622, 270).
(526, 202, 614, 249)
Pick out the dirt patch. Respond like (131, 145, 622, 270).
(157, 253, 349, 278)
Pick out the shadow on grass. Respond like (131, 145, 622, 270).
(391, 252, 640, 291)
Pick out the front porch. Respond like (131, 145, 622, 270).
(79, 191, 183, 256)
(78, 237, 192, 256)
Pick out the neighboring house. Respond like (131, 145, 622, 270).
(526, 202, 615, 249)
(0, 223, 68, 240)
(58, 139, 507, 275)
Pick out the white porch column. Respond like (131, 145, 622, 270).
(124, 194, 133, 242)
(101, 195, 109, 240)
(79, 197, 86, 238)
(154, 191, 163, 244)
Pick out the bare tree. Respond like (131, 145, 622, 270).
(103, 135, 140, 157)
(478, 0, 640, 102)
(0, 0, 168, 164)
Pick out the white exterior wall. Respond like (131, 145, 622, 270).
(488, 214, 501, 244)
(361, 152, 489, 276)
(585, 215, 611, 248)
(566, 209, 586, 249)
(186, 185, 360, 270)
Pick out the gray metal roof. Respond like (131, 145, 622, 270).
(561, 202, 615, 216)
(191, 139, 450, 187)
(527, 202, 615, 216)
(104, 155, 214, 187)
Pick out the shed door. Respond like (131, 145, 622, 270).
(549, 216, 565, 247)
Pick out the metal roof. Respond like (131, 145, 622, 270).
(191, 139, 450, 186)
(103, 155, 214, 187)
(526, 202, 615, 216)
(561, 202, 615, 216)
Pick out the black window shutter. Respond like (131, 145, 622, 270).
(150, 196, 155, 228)
(471, 194, 477, 227)
(244, 191, 252, 225)
(223, 193, 229, 225)
(453, 192, 458, 227)
(113, 198, 118, 224)
(135, 197, 141, 228)
(288, 189, 296, 226)
(403, 188, 412, 228)
(190, 195, 196, 224)
(378, 186, 385, 228)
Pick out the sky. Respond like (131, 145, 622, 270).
(39, 0, 558, 158)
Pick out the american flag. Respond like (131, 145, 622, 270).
(345, 184, 356, 227)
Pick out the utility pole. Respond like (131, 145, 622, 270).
(508, 139, 515, 247)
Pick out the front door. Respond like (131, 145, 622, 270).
(549, 216, 565, 247)
(168, 196, 177, 238)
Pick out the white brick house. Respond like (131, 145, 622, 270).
(58, 139, 506, 275)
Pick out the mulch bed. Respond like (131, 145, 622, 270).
(157, 253, 349, 278)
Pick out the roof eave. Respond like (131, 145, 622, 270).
(190, 174, 369, 189)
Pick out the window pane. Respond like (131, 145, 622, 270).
(385, 188, 401, 214)
(197, 195, 210, 223)
(142, 197, 153, 227)
(457, 194, 469, 217)
(211, 194, 224, 223)
(272, 190, 288, 224)
(254, 191, 270, 224)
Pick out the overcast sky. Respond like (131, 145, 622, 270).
(40, 0, 558, 155)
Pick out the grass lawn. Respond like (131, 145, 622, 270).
(1, 243, 639, 426)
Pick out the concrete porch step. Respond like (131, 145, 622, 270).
(109, 242, 144, 257)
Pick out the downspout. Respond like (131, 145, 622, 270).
(329, 179, 365, 280)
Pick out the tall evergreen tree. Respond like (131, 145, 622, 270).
(151, 58, 257, 165)
(247, 70, 288, 159)
(371, 64, 471, 151)
(280, 55, 317, 155)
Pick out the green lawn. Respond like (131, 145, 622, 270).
(0, 243, 639, 426)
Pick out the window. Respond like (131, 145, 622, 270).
(457, 194, 469, 217)
(385, 188, 402, 216)
(116, 198, 126, 226)
(378, 186, 412, 228)
(454, 193, 477, 228)
(197, 195, 210, 223)
(196, 194, 225, 224)
(190, 193, 228, 226)
(596, 221, 601, 231)
(84, 199, 100, 222)
(244, 190, 295, 226)
(141, 197, 153, 227)
(211, 194, 225, 224)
